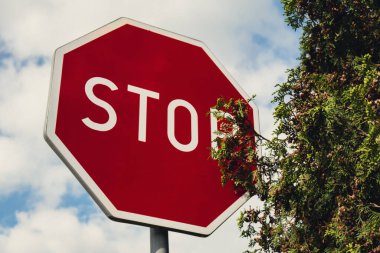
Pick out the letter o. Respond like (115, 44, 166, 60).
(167, 99, 198, 152)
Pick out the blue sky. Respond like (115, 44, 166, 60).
(0, 0, 299, 252)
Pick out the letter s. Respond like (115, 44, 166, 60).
(82, 77, 118, 131)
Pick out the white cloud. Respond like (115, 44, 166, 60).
(0, 208, 148, 253)
(0, 0, 297, 66)
(0, 200, 259, 253)
(0, 57, 74, 208)
(0, 0, 299, 252)
(0, 59, 49, 139)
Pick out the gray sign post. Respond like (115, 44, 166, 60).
(150, 228, 169, 253)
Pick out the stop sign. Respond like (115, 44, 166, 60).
(44, 17, 259, 236)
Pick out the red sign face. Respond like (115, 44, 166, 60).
(44, 18, 259, 236)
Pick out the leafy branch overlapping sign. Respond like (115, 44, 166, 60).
(211, 0, 380, 252)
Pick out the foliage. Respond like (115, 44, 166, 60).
(212, 0, 380, 252)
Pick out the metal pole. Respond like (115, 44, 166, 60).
(150, 227, 169, 253)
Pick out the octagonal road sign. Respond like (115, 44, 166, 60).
(44, 17, 260, 236)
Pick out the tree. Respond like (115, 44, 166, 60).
(212, 0, 380, 252)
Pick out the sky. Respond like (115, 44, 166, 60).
(0, 0, 299, 252)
